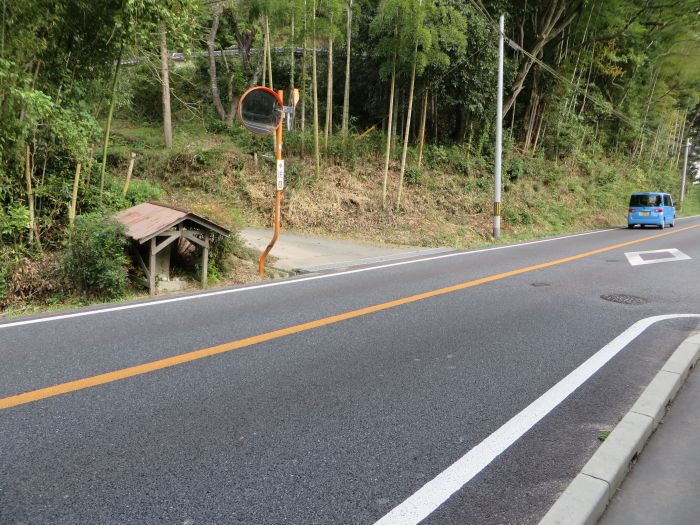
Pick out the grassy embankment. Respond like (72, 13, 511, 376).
(680, 183, 700, 217)
(109, 119, 690, 248)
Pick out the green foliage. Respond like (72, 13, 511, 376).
(0, 265, 8, 307)
(680, 185, 700, 217)
(124, 179, 163, 205)
(404, 167, 422, 185)
(62, 213, 130, 298)
(0, 206, 32, 245)
(370, 0, 431, 78)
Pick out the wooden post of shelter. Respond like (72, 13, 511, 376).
(149, 237, 157, 295)
(201, 235, 209, 289)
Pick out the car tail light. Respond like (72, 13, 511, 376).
(655, 208, 663, 213)
(628, 209, 635, 213)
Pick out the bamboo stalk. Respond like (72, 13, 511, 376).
(397, 51, 418, 210)
(381, 48, 396, 209)
(123, 152, 137, 196)
(312, 0, 320, 179)
(324, 14, 334, 150)
(99, 37, 125, 196)
(266, 16, 273, 89)
(84, 142, 95, 187)
(25, 144, 35, 244)
(68, 163, 82, 228)
(417, 89, 428, 168)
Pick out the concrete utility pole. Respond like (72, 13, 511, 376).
(680, 138, 690, 210)
(493, 14, 504, 239)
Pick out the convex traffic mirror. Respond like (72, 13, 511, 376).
(238, 87, 284, 135)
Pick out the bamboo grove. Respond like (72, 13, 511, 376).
(1, 0, 699, 264)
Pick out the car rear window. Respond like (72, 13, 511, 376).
(630, 194, 661, 207)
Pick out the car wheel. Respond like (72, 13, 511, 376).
(627, 224, 634, 229)
(659, 220, 665, 229)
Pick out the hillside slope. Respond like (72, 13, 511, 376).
(111, 120, 690, 249)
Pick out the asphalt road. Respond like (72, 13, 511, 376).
(2, 217, 700, 524)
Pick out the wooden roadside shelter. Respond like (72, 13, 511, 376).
(116, 202, 230, 295)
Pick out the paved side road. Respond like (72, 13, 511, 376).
(239, 227, 450, 271)
(599, 365, 700, 525)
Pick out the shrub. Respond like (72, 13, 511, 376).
(63, 213, 129, 298)
(0, 205, 32, 245)
(405, 167, 423, 185)
(124, 179, 162, 206)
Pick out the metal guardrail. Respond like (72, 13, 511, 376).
(122, 45, 327, 66)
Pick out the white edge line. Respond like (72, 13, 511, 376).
(373, 314, 700, 525)
(0, 227, 616, 329)
(1, 219, 697, 330)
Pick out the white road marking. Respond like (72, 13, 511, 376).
(373, 314, 700, 525)
(625, 248, 691, 266)
(0, 227, 621, 330)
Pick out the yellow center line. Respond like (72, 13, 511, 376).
(2, 223, 699, 412)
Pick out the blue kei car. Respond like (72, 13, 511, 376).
(627, 192, 675, 229)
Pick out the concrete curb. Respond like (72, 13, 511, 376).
(539, 329, 700, 525)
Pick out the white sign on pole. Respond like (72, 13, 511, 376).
(277, 160, 285, 190)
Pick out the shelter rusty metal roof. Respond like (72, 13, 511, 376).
(115, 202, 230, 243)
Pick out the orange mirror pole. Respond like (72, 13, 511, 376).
(258, 90, 285, 278)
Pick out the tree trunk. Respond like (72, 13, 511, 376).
(123, 152, 136, 196)
(1, 0, 5, 60)
(266, 16, 273, 89)
(206, 5, 237, 125)
(99, 36, 124, 196)
(262, 17, 267, 87)
(532, 103, 546, 154)
(523, 68, 540, 151)
(634, 69, 658, 158)
(341, 0, 353, 139)
(25, 144, 35, 244)
(382, 49, 396, 209)
(159, 23, 173, 149)
(68, 163, 82, 228)
(392, 87, 399, 138)
(289, 12, 295, 110)
(232, 17, 257, 84)
(578, 47, 595, 116)
(312, 0, 320, 178)
(85, 142, 94, 187)
(432, 93, 437, 142)
(223, 51, 237, 126)
(397, 49, 418, 210)
(207, 5, 228, 122)
(417, 89, 428, 168)
(301, 0, 307, 136)
(453, 106, 467, 142)
(675, 107, 688, 168)
(325, 27, 333, 149)
(649, 123, 662, 164)
(503, 0, 578, 116)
